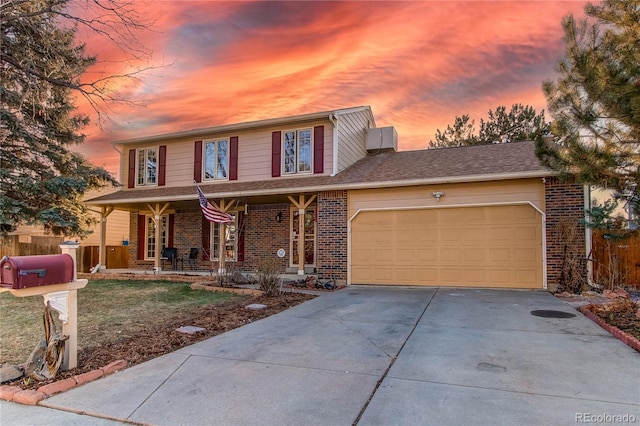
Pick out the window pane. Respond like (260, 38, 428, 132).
(146, 215, 167, 259)
(204, 142, 216, 180)
(211, 215, 237, 261)
(146, 148, 157, 184)
(137, 150, 145, 185)
(298, 130, 311, 172)
(217, 140, 228, 179)
(284, 131, 296, 174)
(146, 216, 156, 258)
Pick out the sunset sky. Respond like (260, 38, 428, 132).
(72, 1, 591, 180)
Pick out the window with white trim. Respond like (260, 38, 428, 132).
(137, 147, 158, 186)
(283, 129, 312, 174)
(145, 215, 167, 259)
(211, 213, 237, 261)
(204, 139, 229, 180)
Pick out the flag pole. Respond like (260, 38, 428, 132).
(218, 200, 226, 283)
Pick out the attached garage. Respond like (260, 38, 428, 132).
(350, 203, 544, 289)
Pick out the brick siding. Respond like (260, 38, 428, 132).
(544, 177, 587, 290)
(317, 191, 348, 284)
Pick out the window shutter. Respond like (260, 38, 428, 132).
(158, 145, 167, 186)
(271, 131, 281, 177)
(237, 211, 245, 262)
(168, 214, 174, 247)
(194, 141, 203, 183)
(128, 149, 136, 188)
(229, 136, 239, 181)
(201, 216, 210, 261)
(313, 126, 324, 174)
(137, 214, 146, 260)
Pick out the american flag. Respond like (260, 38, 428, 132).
(196, 185, 233, 224)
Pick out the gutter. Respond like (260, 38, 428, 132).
(112, 106, 371, 146)
(87, 170, 555, 206)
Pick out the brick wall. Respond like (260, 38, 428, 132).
(128, 194, 349, 281)
(243, 204, 290, 272)
(317, 191, 348, 283)
(545, 177, 587, 291)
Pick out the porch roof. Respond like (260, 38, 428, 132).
(88, 141, 553, 208)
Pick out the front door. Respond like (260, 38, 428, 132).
(290, 207, 316, 268)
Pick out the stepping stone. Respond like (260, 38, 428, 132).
(176, 326, 206, 334)
(245, 303, 267, 310)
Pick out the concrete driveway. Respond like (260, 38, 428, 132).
(3, 287, 639, 425)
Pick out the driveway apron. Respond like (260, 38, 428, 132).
(36, 287, 639, 426)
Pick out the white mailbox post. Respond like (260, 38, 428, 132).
(0, 242, 87, 370)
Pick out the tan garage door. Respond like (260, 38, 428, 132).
(350, 204, 543, 288)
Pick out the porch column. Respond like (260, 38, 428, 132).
(98, 206, 114, 270)
(209, 198, 236, 275)
(147, 203, 170, 271)
(288, 194, 316, 275)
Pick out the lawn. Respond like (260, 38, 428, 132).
(0, 279, 240, 366)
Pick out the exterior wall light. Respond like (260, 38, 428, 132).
(432, 191, 445, 202)
(275, 211, 283, 223)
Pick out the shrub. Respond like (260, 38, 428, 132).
(256, 257, 282, 296)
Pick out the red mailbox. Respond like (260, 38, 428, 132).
(0, 254, 74, 290)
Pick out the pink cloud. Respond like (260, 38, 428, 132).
(71, 1, 590, 178)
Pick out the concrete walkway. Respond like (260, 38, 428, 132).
(2, 287, 639, 425)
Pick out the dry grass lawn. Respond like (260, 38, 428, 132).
(0, 279, 240, 366)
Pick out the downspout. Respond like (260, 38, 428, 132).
(584, 184, 594, 287)
(329, 114, 339, 176)
(113, 144, 123, 183)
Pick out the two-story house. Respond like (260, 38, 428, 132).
(87, 106, 588, 290)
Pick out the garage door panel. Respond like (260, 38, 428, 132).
(351, 204, 543, 289)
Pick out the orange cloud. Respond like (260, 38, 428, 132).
(71, 1, 590, 179)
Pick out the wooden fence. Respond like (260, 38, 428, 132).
(0, 236, 129, 273)
(591, 230, 640, 287)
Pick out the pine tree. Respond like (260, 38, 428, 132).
(0, 0, 151, 237)
(429, 104, 550, 148)
(536, 0, 640, 218)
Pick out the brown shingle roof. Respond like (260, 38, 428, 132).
(88, 141, 552, 205)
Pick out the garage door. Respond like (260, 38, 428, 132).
(350, 204, 543, 288)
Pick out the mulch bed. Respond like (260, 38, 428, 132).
(577, 296, 640, 352)
(6, 292, 315, 391)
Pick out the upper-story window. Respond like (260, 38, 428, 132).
(283, 129, 312, 174)
(204, 139, 229, 180)
(137, 147, 157, 186)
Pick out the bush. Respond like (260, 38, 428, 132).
(256, 257, 282, 296)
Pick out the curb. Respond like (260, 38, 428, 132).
(578, 305, 640, 353)
(0, 359, 128, 405)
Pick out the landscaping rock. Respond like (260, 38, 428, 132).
(245, 303, 267, 310)
(603, 289, 629, 299)
(0, 365, 23, 384)
(176, 326, 207, 334)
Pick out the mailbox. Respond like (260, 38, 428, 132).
(0, 254, 74, 290)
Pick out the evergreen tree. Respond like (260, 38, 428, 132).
(0, 0, 151, 237)
(429, 104, 550, 148)
(536, 0, 640, 218)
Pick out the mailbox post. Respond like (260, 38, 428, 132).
(0, 242, 87, 371)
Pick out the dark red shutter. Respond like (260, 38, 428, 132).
(137, 214, 146, 260)
(158, 145, 167, 186)
(271, 131, 281, 177)
(314, 126, 324, 174)
(128, 150, 136, 188)
(202, 216, 210, 261)
(237, 211, 245, 262)
(168, 214, 174, 247)
(229, 136, 239, 181)
(194, 141, 203, 183)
